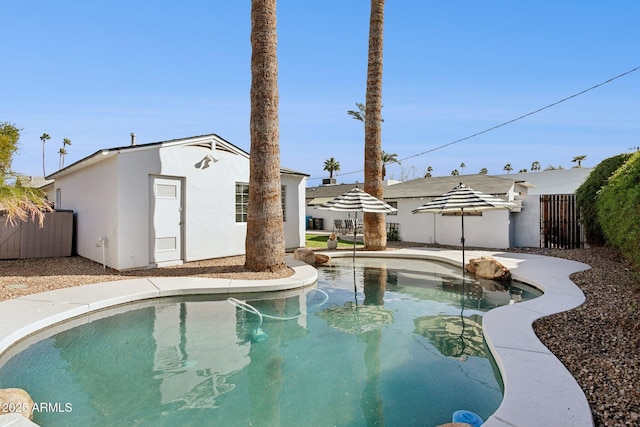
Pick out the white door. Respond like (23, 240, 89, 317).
(150, 176, 183, 264)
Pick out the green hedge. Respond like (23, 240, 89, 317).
(576, 153, 632, 244)
(595, 151, 640, 266)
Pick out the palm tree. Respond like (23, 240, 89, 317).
(347, 104, 395, 181)
(451, 169, 459, 176)
(2, 122, 52, 225)
(519, 168, 528, 173)
(363, 0, 386, 251)
(571, 155, 587, 168)
(459, 162, 466, 175)
(531, 161, 541, 171)
(59, 138, 71, 169)
(58, 148, 66, 169)
(244, 0, 286, 273)
(503, 163, 513, 174)
(323, 157, 340, 179)
(424, 165, 433, 178)
(381, 151, 398, 179)
(479, 167, 488, 175)
(347, 102, 384, 123)
(40, 133, 50, 177)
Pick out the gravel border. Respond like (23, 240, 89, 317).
(1, 245, 638, 426)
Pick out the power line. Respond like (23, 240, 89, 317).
(309, 66, 640, 181)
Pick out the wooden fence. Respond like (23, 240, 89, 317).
(540, 194, 584, 249)
(0, 210, 74, 259)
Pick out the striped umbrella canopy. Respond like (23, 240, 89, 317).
(412, 183, 516, 272)
(317, 187, 397, 260)
(317, 187, 397, 214)
(411, 183, 516, 214)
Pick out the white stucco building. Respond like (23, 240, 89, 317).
(306, 169, 592, 249)
(47, 134, 308, 270)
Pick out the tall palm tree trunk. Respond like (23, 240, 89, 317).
(245, 0, 286, 272)
(363, 0, 386, 251)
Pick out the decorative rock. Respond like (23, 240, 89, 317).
(294, 248, 316, 265)
(466, 256, 511, 281)
(294, 248, 331, 266)
(0, 388, 34, 420)
(314, 253, 331, 265)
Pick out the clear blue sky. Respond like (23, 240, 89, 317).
(3, 1, 639, 185)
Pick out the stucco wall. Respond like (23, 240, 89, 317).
(116, 149, 162, 269)
(154, 143, 250, 264)
(511, 194, 541, 247)
(53, 156, 119, 267)
(396, 199, 512, 248)
(308, 198, 511, 249)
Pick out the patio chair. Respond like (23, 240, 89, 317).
(333, 219, 345, 234)
(344, 218, 355, 234)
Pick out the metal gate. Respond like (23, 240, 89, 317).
(540, 194, 584, 249)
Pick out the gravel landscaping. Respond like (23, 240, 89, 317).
(1, 244, 638, 426)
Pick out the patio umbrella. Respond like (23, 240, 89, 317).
(412, 183, 516, 272)
(413, 313, 485, 360)
(317, 300, 394, 335)
(316, 187, 397, 260)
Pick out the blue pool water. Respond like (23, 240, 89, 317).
(0, 257, 541, 426)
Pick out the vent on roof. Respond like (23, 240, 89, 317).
(215, 143, 237, 154)
(191, 141, 214, 150)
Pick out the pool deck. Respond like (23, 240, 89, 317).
(0, 249, 593, 426)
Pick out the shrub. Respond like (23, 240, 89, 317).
(596, 151, 640, 266)
(576, 153, 632, 244)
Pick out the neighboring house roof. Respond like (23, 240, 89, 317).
(306, 175, 522, 205)
(497, 168, 592, 195)
(306, 183, 364, 205)
(383, 174, 519, 200)
(14, 175, 54, 189)
(47, 134, 308, 179)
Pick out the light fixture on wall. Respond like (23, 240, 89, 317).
(195, 154, 219, 169)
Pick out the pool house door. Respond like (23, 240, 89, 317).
(150, 176, 184, 265)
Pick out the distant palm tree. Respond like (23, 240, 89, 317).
(323, 157, 340, 179)
(459, 162, 466, 175)
(245, 0, 286, 273)
(58, 148, 66, 169)
(347, 102, 384, 123)
(572, 155, 587, 168)
(503, 163, 513, 174)
(519, 169, 528, 173)
(424, 166, 433, 178)
(531, 161, 541, 171)
(544, 164, 565, 171)
(59, 138, 71, 169)
(40, 133, 50, 176)
(381, 151, 398, 178)
(479, 167, 488, 175)
(451, 169, 459, 176)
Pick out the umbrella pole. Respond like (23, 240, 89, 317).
(353, 212, 357, 263)
(353, 212, 357, 297)
(461, 208, 466, 275)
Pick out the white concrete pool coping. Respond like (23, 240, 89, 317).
(0, 249, 593, 426)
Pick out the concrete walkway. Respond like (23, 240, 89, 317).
(0, 249, 593, 426)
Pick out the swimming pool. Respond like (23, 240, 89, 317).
(0, 257, 541, 426)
